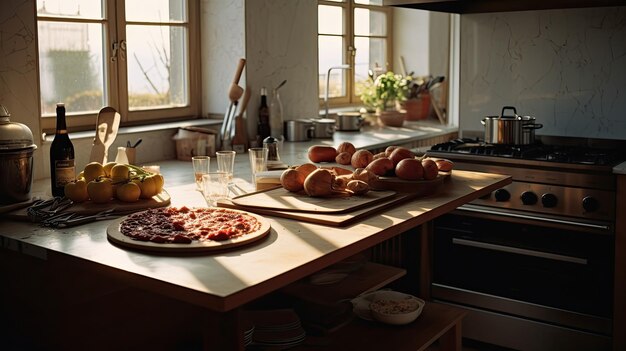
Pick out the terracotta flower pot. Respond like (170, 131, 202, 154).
(377, 110, 406, 127)
(402, 94, 432, 121)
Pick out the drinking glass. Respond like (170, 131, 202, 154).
(248, 147, 268, 188)
(202, 172, 229, 207)
(192, 156, 210, 191)
(216, 150, 236, 185)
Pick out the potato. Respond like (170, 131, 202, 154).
(373, 152, 387, 160)
(389, 147, 415, 166)
(280, 168, 305, 192)
(304, 169, 334, 197)
(385, 145, 399, 157)
(365, 157, 394, 176)
(353, 168, 377, 185)
(333, 174, 353, 190)
(308, 145, 338, 163)
(296, 163, 318, 178)
(395, 158, 424, 181)
(421, 159, 439, 180)
(335, 152, 352, 165)
(434, 159, 454, 172)
(337, 142, 357, 156)
(351, 149, 374, 168)
(346, 180, 369, 196)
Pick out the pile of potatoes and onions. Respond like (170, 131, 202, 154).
(280, 142, 454, 198)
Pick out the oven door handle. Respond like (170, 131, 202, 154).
(458, 205, 611, 231)
(452, 238, 589, 265)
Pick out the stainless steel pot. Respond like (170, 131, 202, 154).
(335, 112, 363, 132)
(481, 106, 542, 145)
(284, 119, 314, 142)
(0, 105, 37, 205)
(312, 118, 335, 139)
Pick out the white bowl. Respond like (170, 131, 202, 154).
(368, 292, 424, 325)
(351, 290, 425, 325)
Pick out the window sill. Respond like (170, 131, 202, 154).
(44, 118, 222, 142)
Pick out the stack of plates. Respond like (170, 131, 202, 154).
(244, 309, 306, 349)
(242, 318, 254, 347)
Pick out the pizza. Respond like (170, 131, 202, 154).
(120, 206, 263, 244)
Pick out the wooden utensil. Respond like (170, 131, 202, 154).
(220, 58, 246, 150)
(231, 86, 251, 152)
(89, 106, 121, 164)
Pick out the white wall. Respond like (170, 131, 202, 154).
(244, 0, 319, 143)
(459, 6, 626, 140)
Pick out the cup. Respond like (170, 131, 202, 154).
(248, 147, 268, 188)
(125, 147, 136, 165)
(192, 156, 210, 191)
(202, 172, 229, 207)
(216, 150, 236, 185)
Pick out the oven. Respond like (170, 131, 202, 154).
(426, 136, 625, 351)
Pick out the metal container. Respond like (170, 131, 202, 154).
(481, 106, 542, 145)
(284, 119, 314, 142)
(335, 112, 363, 132)
(0, 105, 37, 205)
(312, 118, 335, 139)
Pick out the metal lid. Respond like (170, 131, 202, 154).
(0, 105, 37, 151)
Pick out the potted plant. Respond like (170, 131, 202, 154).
(402, 76, 432, 121)
(359, 71, 410, 127)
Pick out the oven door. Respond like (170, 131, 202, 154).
(432, 207, 614, 335)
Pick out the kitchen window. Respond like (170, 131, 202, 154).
(318, 0, 392, 108)
(36, 0, 200, 133)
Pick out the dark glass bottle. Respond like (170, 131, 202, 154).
(257, 87, 271, 144)
(50, 103, 75, 197)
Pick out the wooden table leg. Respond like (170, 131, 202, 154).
(438, 321, 462, 351)
(203, 308, 243, 351)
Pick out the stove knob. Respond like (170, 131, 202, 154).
(541, 193, 558, 208)
(521, 191, 538, 205)
(494, 188, 511, 202)
(582, 196, 599, 212)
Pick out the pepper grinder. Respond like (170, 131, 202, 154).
(262, 136, 281, 169)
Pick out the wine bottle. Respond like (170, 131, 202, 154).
(269, 88, 283, 140)
(257, 87, 271, 144)
(50, 103, 75, 197)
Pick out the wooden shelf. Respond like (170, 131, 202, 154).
(295, 302, 466, 351)
(281, 262, 407, 305)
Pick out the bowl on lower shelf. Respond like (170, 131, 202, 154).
(351, 290, 425, 325)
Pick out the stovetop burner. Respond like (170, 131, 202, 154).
(430, 138, 625, 166)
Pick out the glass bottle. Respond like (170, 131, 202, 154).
(269, 88, 283, 140)
(49, 103, 75, 197)
(257, 87, 270, 144)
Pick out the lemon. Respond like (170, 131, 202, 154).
(103, 162, 117, 177)
(116, 182, 141, 203)
(87, 178, 113, 203)
(110, 164, 131, 181)
(83, 162, 106, 182)
(64, 179, 89, 203)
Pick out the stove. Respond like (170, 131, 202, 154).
(426, 136, 626, 351)
(426, 137, 625, 222)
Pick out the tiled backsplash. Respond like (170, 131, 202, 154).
(459, 6, 626, 140)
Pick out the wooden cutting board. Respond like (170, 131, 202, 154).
(370, 172, 450, 194)
(230, 187, 397, 214)
(4, 190, 171, 221)
(218, 192, 416, 227)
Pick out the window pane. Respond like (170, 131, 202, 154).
(354, 37, 386, 96)
(38, 21, 105, 116)
(126, 25, 188, 110)
(36, 0, 103, 19)
(354, 8, 386, 36)
(126, 0, 186, 22)
(318, 5, 343, 35)
(318, 36, 346, 99)
(355, 0, 383, 5)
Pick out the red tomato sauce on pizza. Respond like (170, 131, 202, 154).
(120, 206, 262, 244)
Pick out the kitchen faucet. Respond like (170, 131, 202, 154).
(324, 64, 351, 119)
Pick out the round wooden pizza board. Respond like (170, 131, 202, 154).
(106, 207, 271, 253)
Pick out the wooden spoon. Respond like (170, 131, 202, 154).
(89, 106, 121, 164)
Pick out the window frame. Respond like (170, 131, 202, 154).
(318, 0, 393, 108)
(37, 0, 201, 134)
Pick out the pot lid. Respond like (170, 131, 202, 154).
(0, 105, 37, 151)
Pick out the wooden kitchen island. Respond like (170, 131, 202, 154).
(0, 159, 510, 350)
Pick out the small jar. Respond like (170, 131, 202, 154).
(262, 136, 280, 163)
